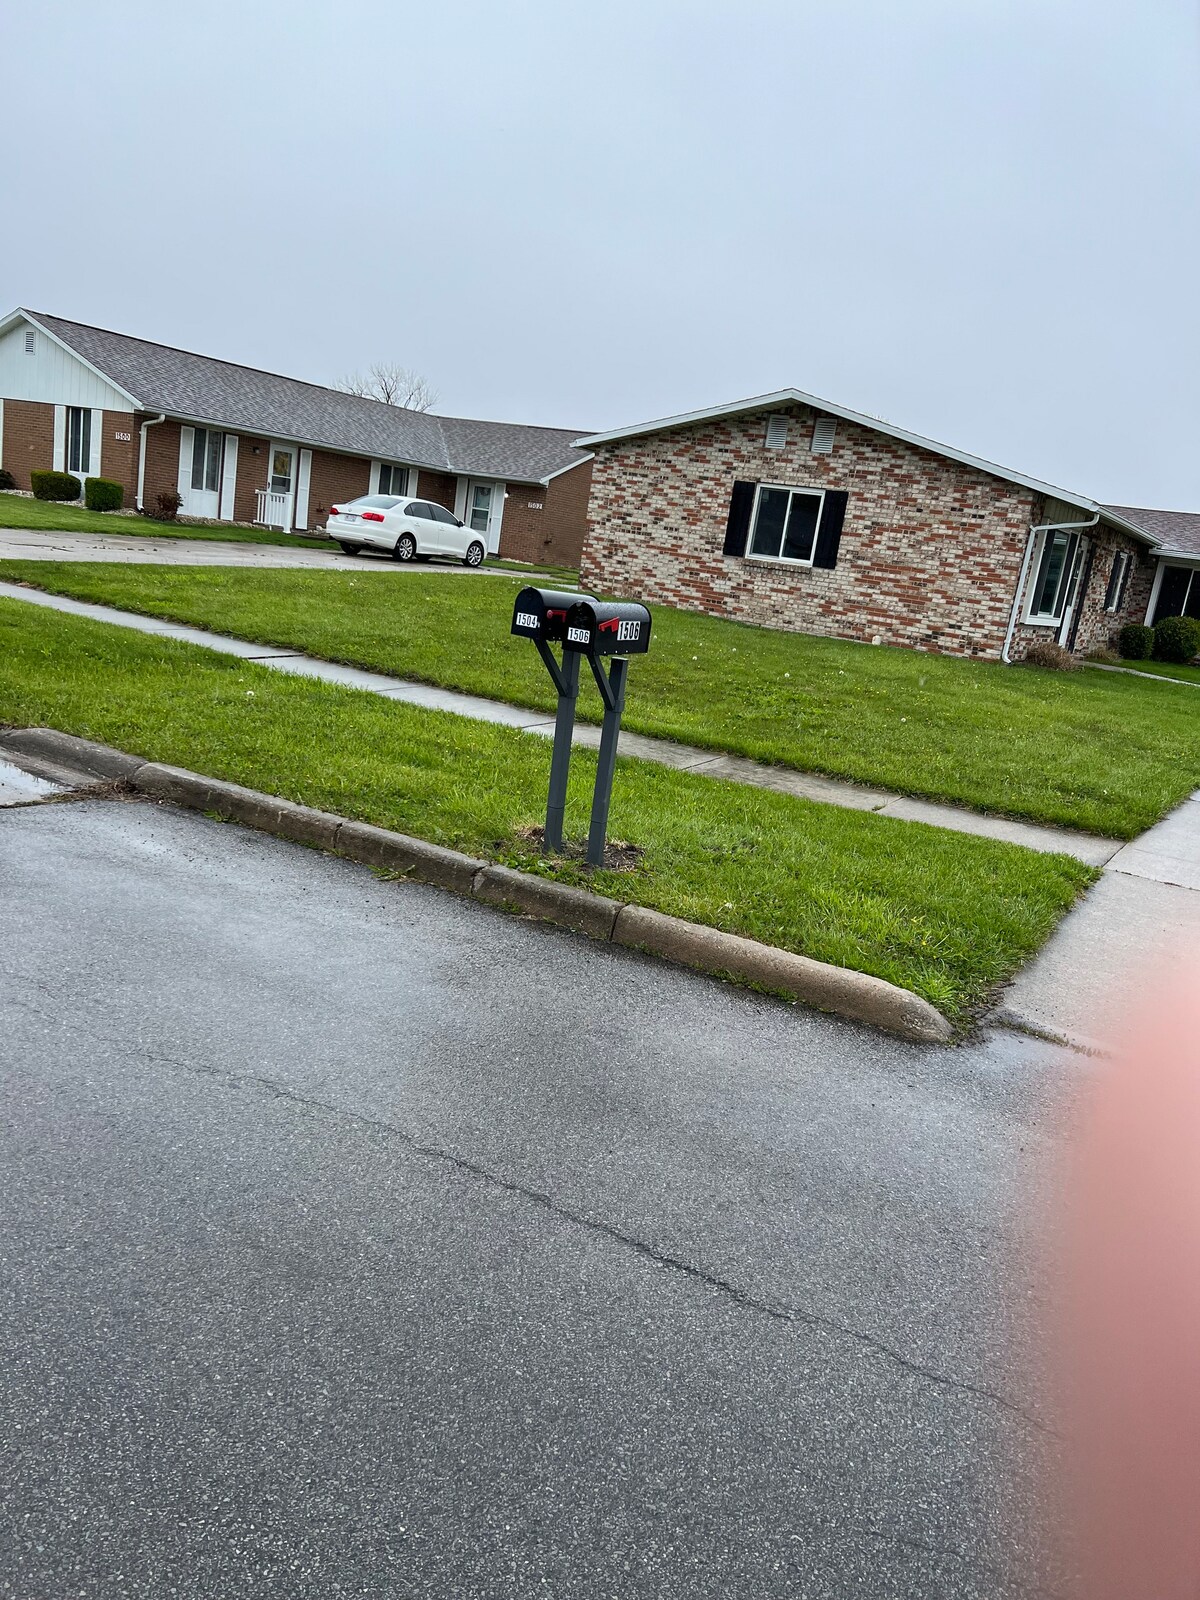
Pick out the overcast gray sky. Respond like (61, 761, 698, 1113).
(4, 0, 1197, 506)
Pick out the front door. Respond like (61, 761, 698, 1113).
(466, 480, 499, 553)
(188, 427, 223, 519)
(269, 444, 295, 529)
(1057, 535, 1091, 648)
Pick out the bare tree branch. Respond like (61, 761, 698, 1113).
(334, 363, 437, 412)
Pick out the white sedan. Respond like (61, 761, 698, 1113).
(327, 495, 487, 567)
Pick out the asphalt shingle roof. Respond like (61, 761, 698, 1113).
(1105, 504, 1200, 557)
(28, 311, 588, 484)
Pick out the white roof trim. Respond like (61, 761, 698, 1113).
(538, 453, 594, 486)
(574, 388, 1160, 546)
(4, 308, 144, 410)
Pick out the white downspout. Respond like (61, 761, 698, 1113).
(1001, 511, 1100, 663)
(136, 413, 166, 512)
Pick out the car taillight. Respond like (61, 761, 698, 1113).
(329, 506, 340, 517)
(362, 511, 385, 522)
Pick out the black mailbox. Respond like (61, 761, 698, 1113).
(511, 587, 597, 643)
(562, 599, 652, 656)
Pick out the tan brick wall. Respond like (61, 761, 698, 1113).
(1, 399, 55, 490)
(308, 450, 371, 530)
(579, 404, 1038, 659)
(416, 469, 456, 510)
(498, 459, 592, 567)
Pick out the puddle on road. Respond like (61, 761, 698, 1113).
(0, 758, 63, 806)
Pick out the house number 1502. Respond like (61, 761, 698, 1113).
(114, 431, 132, 442)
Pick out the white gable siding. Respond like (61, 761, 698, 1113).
(0, 319, 135, 412)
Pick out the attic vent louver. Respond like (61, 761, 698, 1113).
(764, 414, 789, 450)
(24, 329, 35, 354)
(811, 417, 837, 454)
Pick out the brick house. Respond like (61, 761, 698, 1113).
(0, 309, 593, 567)
(575, 391, 1199, 660)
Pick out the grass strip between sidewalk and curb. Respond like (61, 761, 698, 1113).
(2, 562, 1197, 837)
(0, 598, 1096, 1028)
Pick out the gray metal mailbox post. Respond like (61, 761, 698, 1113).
(511, 588, 653, 864)
(510, 586, 596, 850)
(561, 599, 653, 866)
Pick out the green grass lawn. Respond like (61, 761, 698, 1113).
(3, 561, 1197, 839)
(0, 599, 1094, 1024)
(0, 491, 339, 549)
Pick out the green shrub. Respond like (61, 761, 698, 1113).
(0, 468, 15, 491)
(1153, 614, 1200, 665)
(1117, 622, 1155, 660)
(30, 470, 81, 502)
(83, 477, 124, 512)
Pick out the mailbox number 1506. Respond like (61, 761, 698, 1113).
(567, 626, 590, 644)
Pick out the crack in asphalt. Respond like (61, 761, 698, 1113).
(3, 972, 1053, 1439)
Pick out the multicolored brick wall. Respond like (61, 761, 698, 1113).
(579, 402, 1041, 658)
(579, 402, 1163, 659)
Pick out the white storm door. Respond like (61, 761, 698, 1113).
(186, 426, 223, 519)
(466, 480, 500, 553)
(269, 443, 296, 528)
(294, 449, 312, 531)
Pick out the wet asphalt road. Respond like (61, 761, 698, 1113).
(0, 797, 1069, 1598)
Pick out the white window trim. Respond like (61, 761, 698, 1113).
(1023, 527, 1077, 627)
(1146, 558, 1200, 627)
(744, 482, 825, 568)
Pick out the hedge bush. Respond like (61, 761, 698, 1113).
(1117, 622, 1155, 661)
(1152, 614, 1200, 665)
(30, 470, 81, 502)
(83, 477, 124, 512)
(0, 468, 15, 491)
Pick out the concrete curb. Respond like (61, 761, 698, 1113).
(613, 906, 954, 1044)
(3, 726, 956, 1044)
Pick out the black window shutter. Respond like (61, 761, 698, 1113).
(1115, 553, 1132, 612)
(723, 480, 756, 557)
(1102, 554, 1122, 611)
(813, 491, 848, 568)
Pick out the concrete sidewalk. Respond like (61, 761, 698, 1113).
(0, 525, 533, 573)
(0, 579, 1118, 865)
(997, 789, 1200, 1049)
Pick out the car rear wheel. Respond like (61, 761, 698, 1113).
(337, 542, 362, 556)
(392, 533, 417, 562)
(463, 540, 485, 569)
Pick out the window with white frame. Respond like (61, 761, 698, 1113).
(378, 463, 409, 495)
(1151, 564, 1200, 626)
(747, 484, 825, 565)
(191, 428, 223, 493)
(65, 407, 93, 476)
(1025, 528, 1083, 624)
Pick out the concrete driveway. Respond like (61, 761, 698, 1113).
(0, 790, 1066, 1598)
(0, 525, 525, 572)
